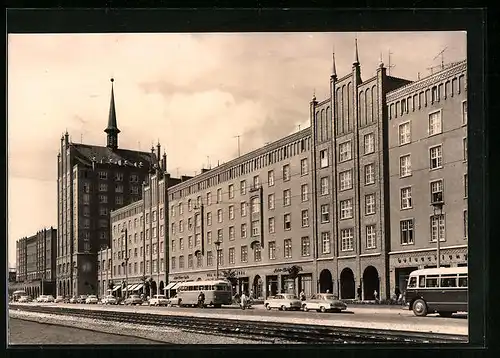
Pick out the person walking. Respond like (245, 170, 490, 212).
(300, 290, 306, 301)
(197, 291, 205, 308)
(240, 292, 247, 310)
(373, 290, 379, 303)
(357, 286, 362, 301)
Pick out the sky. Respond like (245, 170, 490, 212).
(7, 31, 466, 268)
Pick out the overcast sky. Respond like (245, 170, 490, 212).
(7, 31, 466, 267)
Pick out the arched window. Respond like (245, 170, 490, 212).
(325, 107, 331, 139)
(365, 88, 371, 123)
(359, 91, 365, 125)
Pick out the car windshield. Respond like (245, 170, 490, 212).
(321, 294, 338, 300)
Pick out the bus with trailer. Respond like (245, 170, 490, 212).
(175, 280, 232, 308)
(404, 266, 468, 317)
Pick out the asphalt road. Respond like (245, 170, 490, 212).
(21, 302, 467, 330)
(8, 317, 161, 345)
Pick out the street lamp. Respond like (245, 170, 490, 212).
(214, 239, 222, 279)
(431, 201, 445, 268)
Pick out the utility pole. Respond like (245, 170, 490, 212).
(234, 135, 241, 157)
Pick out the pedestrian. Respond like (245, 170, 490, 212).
(240, 292, 247, 310)
(357, 286, 362, 301)
(198, 291, 205, 308)
(299, 290, 306, 301)
(250, 289, 254, 299)
(373, 290, 378, 303)
(326, 289, 330, 293)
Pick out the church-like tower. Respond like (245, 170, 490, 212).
(104, 78, 120, 150)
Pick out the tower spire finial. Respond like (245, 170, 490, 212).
(332, 48, 337, 78)
(104, 77, 120, 150)
(353, 36, 360, 65)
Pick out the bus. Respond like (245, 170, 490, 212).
(404, 267, 468, 317)
(176, 280, 232, 308)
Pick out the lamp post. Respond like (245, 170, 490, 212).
(214, 239, 222, 279)
(431, 201, 445, 268)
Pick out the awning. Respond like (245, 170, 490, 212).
(133, 283, 144, 291)
(171, 282, 182, 290)
(128, 284, 139, 291)
(112, 285, 121, 292)
(125, 284, 135, 290)
(164, 282, 176, 290)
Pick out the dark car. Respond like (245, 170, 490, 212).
(76, 295, 88, 304)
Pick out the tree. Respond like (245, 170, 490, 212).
(221, 269, 238, 294)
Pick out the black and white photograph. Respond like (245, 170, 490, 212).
(7, 12, 479, 346)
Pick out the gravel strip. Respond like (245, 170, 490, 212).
(9, 309, 275, 344)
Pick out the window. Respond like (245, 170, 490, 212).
(195, 233, 201, 246)
(430, 214, 446, 242)
(339, 170, 352, 190)
(206, 212, 212, 226)
(217, 209, 223, 223)
(179, 203, 183, 215)
(217, 188, 222, 203)
(240, 180, 247, 195)
(463, 138, 467, 161)
(197, 196, 201, 208)
(179, 238, 184, 250)
(177, 220, 183, 233)
(430, 180, 444, 203)
(217, 229, 223, 242)
(301, 184, 309, 202)
(254, 244, 262, 262)
(217, 250, 223, 266)
(179, 256, 184, 269)
(321, 205, 330, 223)
(229, 205, 235, 220)
(188, 217, 194, 231)
(196, 253, 202, 267)
(241, 246, 248, 262)
(171, 223, 176, 235)
(171, 257, 176, 269)
(241, 223, 247, 238)
(131, 186, 139, 195)
(341, 229, 354, 251)
(301, 237, 311, 256)
(268, 170, 275, 186)
(429, 111, 442, 136)
(320, 177, 329, 195)
(340, 199, 353, 219)
(268, 217, 275, 233)
(251, 220, 259, 237)
(188, 199, 192, 212)
(253, 175, 260, 188)
(229, 226, 235, 241)
(400, 219, 414, 245)
(229, 184, 234, 199)
(366, 225, 376, 249)
(207, 251, 213, 266)
(284, 213, 291, 230)
(99, 171, 107, 180)
(365, 164, 375, 185)
(241, 202, 247, 217)
(266, 194, 275, 210)
(399, 122, 411, 145)
(206, 192, 211, 206)
(229, 248, 235, 264)
(301, 210, 309, 227)
(268, 241, 276, 260)
(339, 141, 352, 162)
(115, 184, 123, 193)
(365, 194, 376, 215)
(284, 239, 292, 258)
(321, 232, 331, 254)
(283, 164, 291, 181)
(464, 210, 468, 239)
(462, 101, 467, 124)
(320, 149, 329, 168)
(188, 236, 193, 249)
(429, 145, 443, 169)
(99, 195, 108, 204)
(364, 133, 375, 154)
(283, 189, 291, 206)
(251, 197, 259, 214)
(401, 187, 412, 209)
(464, 174, 468, 198)
(207, 231, 212, 245)
(400, 155, 412, 177)
(83, 183, 91, 193)
(83, 193, 91, 204)
(301, 158, 309, 175)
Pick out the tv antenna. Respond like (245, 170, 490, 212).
(387, 50, 396, 76)
(433, 47, 448, 70)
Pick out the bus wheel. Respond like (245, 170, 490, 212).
(412, 299, 428, 317)
(439, 311, 453, 317)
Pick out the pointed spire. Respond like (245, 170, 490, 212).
(379, 52, 384, 68)
(353, 36, 360, 65)
(312, 88, 317, 102)
(332, 48, 337, 78)
(104, 78, 120, 150)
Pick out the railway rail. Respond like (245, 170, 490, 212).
(9, 304, 468, 344)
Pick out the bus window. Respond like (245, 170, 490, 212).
(205, 285, 210, 290)
(425, 275, 439, 288)
(216, 285, 226, 291)
(458, 276, 468, 288)
(440, 276, 457, 288)
(407, 277, 417, 288)
(419, 276, 426, 288)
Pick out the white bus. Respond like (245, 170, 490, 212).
(176, 280, 232, 308)
(404, 267, 468, 317)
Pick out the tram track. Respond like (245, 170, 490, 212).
(9, 304, 468, 344)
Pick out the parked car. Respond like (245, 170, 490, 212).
(69, 296, 78, 304)
(76, 295, 88, 304)
(124, 294, 143, 306)
(149, 294, 169, 306)
(85, 295, 99, 304)
(302, 293, 348, 313)
(54, 295, 65, 303)
(264, 294, 302, 311)
(45, 295, 55, 303)
(18, 295, 32, 303)
(101, 295, 118, 305)
(167, 295, 182, 307)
